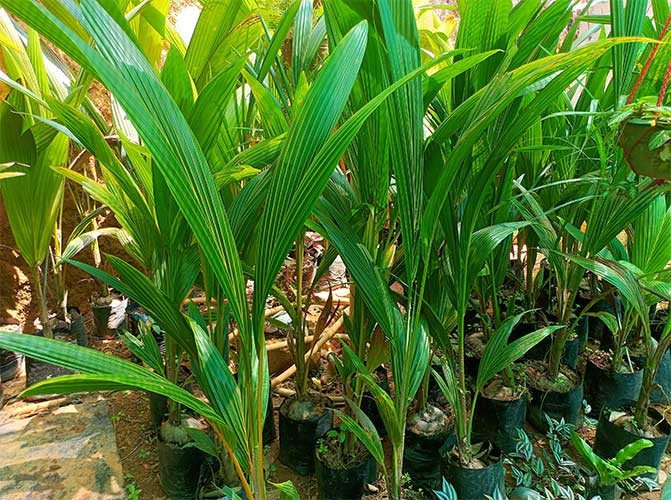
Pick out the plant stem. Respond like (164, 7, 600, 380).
(612, 341, 623, 374)
(501, 365, 514, 387)
(548, 330, 566, 380)
(295, 231, 307, 398)
(612, 311, 635, 374)
(548, 281, 576, 380)
(351, 212, 378, 404)
(635, 365, 654, 427)
(491, 279, 501, 329)
(165, 338, 180, 425)
(466, 392, 479, 456)
(251, 443, 266, 500)
(32, 265, 53, 339)
(526, 245, 536, 306)
(215, 427, 254, 500)
(456, 307, 471, 464)
(416, 361, 430, 410)
(635, 332, 671, 426)
(390, 440, 404, 500)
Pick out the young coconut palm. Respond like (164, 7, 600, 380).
(581, 195, 671, 418)
(514, 168, 665, 427)
(0, 15, 70, 341)
(565, 250, 671, 473)
(0, 0, 439, 496)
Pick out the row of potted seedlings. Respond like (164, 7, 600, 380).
(1, 256, 668, 500)
(130, 287, 671, 499)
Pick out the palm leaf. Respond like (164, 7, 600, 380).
(477, 317, 560, 393)
(564, 254, 648, 322)
(337, 405, 385, 469)
(0, 331, 225, 428)
(65, 256, 197, 358)
(190, 316, 248, 470)
(253, 21, 368, 330)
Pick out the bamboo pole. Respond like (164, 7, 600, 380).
(266, 333, 349, 352)
(273, 386, 345, 403)
(271, 310, 348, 387)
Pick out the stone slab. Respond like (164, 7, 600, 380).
(0, 388, 125, 500)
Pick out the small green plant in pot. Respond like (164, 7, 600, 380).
(515, 172, 663, 429)
(41, 81, 208, 495)
(277, 246, 336, 475)
(585, 195, 671, 416)
(471, 313, 547, 453)
(318, 347, 390, 500)
(122, 310, 208, 498)
(572, 431, 657, 500)
(432, 314, 559, 500)
(123, 321, 168, 428)
(579, 258, 671, 473)
(314, 424, 377, 500)
(583, 295, 645, 418)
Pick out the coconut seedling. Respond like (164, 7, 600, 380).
(275, 237, 340, 475)
(48, 99, 205, 493)
(0, 18, 68, 343)
(315, 0, 457, 494)
(318, 348, 387, 499)
(514, 167, 663, 428)
(0, 15, 111, 389)
(234, 1, 347, 475)
(582, 196, 671, 416)
(431, 301, 559, 498)
(593, 304, 671, 474)
(29, 22, 207, 482)
(583, 290, 646, 417)
(562, 250, 671, 473)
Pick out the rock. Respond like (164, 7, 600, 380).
(0, 394, 125, 499)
